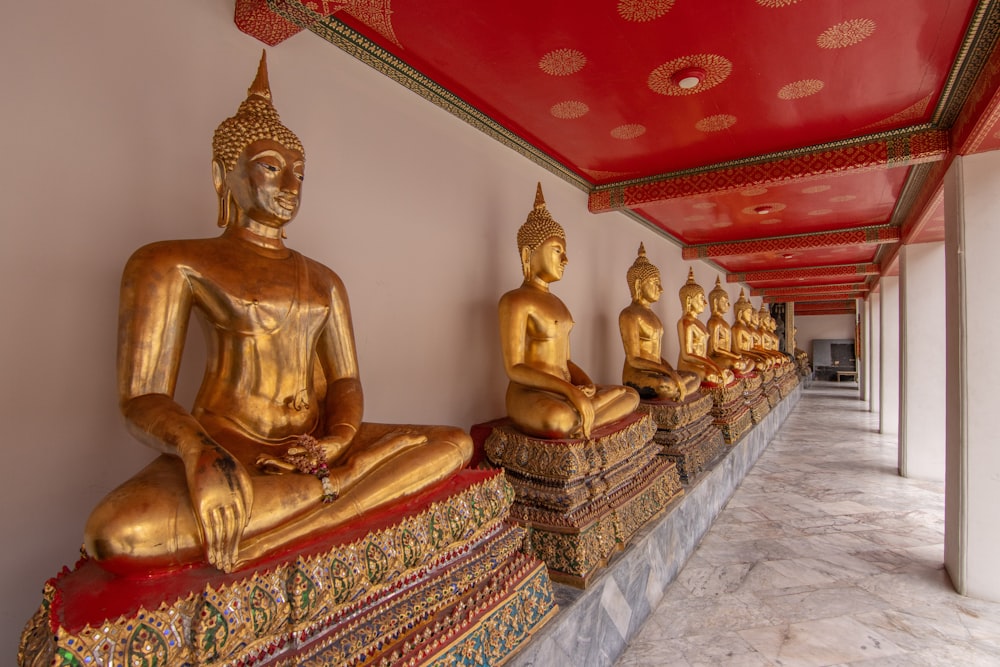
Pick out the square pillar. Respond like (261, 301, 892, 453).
(879, 276, 900, 436)
(858, 298, 868, 402)
(868, 293, 881, 414)
(899, 242, 946, 480)
(944, 152, 1000, 601)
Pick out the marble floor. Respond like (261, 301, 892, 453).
(615, 382, 1000, 666)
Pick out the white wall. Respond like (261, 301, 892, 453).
(0, 0, 748, 653)
(794, 313, 856, 363)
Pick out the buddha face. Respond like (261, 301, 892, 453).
(528, 235, 568, 283)
(712, 293, 730, 315)
(227, 138, 305, 227)
(687, 290, 707, 315)
(639, 275, 663, 304)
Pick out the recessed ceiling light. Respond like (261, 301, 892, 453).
(782, 253, 794, 259)
(754, 205, 773, 215)
(673, 67, 706, 89)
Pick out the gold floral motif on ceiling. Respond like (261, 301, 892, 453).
(808, 209, 833, 216)
(611, 124, 647, 139)
(315, 0, 400, 46)
(695, 114, 737, 132)
(539, 49, 587, 76)
(817, 18, 876, 49)
(756, 0, 802, 7)
(802, 185, 831, 194)
(648, 54, 733, 96)
(778, 79, 825, 100)
(829, 194, 857, 202)
(741, 187, 769, 196)
(617, 0, 675, 23)
(550, 101, 590, 119)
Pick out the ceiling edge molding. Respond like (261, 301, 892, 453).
(681, 226, 901, 260)
(589, 130, 947, 212)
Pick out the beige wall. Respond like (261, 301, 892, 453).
(0, 0, 750, 652)
(794, 313, 856, 361)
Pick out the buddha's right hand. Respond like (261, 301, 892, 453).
(570, 387, 596, 439)
(187, 443, 254, 573)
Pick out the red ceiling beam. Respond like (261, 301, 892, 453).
(682, 226, 900, 260)
(952, 27, 1000, 155)
(796, 308, 857, 316)
(728, 263, 879, 283)
(751, 283, 868, 298)
(765, 292, 865, 304)
(235, 0, 308, 46)
(589, 130, 948, 213)
(795, 301, 857, 313)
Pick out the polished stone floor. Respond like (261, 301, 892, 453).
(615, 382, 1000, 666)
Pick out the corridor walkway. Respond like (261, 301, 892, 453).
(615, 382, 1000, 666)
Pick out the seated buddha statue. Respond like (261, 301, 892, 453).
(83, 54, 473, 575)
(498, 184, 638, 440)
(732, 289, 772, 371)
(618, 244, 701, 401)
(706, 276, 754, 376)
(756, 304, 787, 365)
(676, 269, 734, 385)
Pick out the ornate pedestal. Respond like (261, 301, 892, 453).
(777, 362, 800, 398)
(18, 470, 557, 667)
(760, 367, 781, 408)
(740, 371, 771, 424)
(636, 392, 725, 483)
(473, 413, 683, 588)
(702, 377, 753, 445)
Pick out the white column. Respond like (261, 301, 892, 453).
(899, 243, 946, 480)
(944, 152, 1000, 601)
(858, 298, 868, 402)
(869, 293, 881, 414)
(879, 276, 900, 438)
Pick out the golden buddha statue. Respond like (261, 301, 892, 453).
(732, 289, 772, 371)
(756, 304, 787, 365)
(619, 244, 701, 400)
(706, 276, 754, 376)
(498, 184, 638, 439)
(83, 53, 472, 575)
(676, 268, 734, 385)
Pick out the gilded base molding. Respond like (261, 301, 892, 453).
(18, 471, 557, 667)
(746, 390, 771, 424)
(765, 381, 782, 408)
(635, 391, 714, 430)
(652, 412, 726, 483)
(516, 454, 682, 587)
(483, 412, 656, 482)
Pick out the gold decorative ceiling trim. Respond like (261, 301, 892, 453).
(930, 0, 1000, 127)
(681, 225, 900, 260)
(267, 0, 591, 191)
(728, 263, 879, 283)
(751, 283, 868, 297)
(589, 128, 947, 212)
(765, 292, 865, 304)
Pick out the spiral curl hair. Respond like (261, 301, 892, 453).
(212, 52, 304, 172)
(517, 183, 565, 253)
(734, 288, 754, 317)
(626, 243, 660, 294)
(709, 275, 729, 310)
(678, 267, 705, 307)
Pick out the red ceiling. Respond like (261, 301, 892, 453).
(237, 0, 1000, 315)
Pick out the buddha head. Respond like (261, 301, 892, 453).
(212, 52, 305, 230)
(734, 289, 754, 325)
(626, 243, 662, 304)
(709, 275, 730, 316)
(678, 267, 707, 315)
(517, 183, 567, 282)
